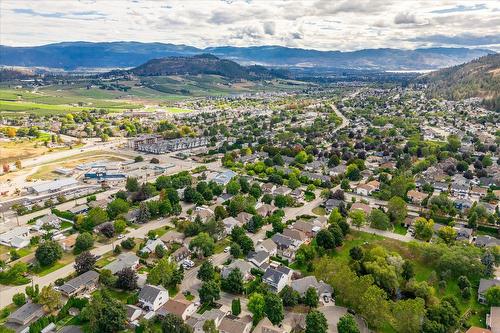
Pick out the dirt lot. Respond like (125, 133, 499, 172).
(0, 139, 56, 164)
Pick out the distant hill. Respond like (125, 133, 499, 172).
(125, 54, 284, 80)
(420, 53, 500, 111)
(0, 42, 495, 71)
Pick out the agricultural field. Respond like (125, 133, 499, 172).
(0, 139, 66, 164)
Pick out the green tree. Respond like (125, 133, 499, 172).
(161, 313, 193, 333)
(147, 257, 179, 288)
(387, 196, 407, 225)
(226, 179, 241, 195)
(35, 241, 63, 266)
(414, 217, 434, 241)
(87, 207, 109, 226)
(202, 319, 218, 333)
(316, 229, 336, 249)
(85, 290, 127, 333)
(107, 198, 129, 219)
(126, 177, 139, 192)
(197, 261, 215, 282)
(358, 285, 391, 329)
(248, 293, 266, 324)
(279, 285, 300, 307)
(264, 293, 284, 325)
(337, 314, 360, 333)
(346, 164, 361, 181)
(437, 226, 457, 245)
(369, 209, 390, 230)
(232, 298, 241, 316)
(189, 232, 215, 258)
(199, 281, 220, 306)
(221, 268, 244, 294)
(304, 287, 319, 308)
(391, 298, 426, 333)
(74, 232, 94, 254)
(485, 286, 500, 306)
(305, 310, 328, 333)
(349, 210, 366, 229)
(39, 284, 62, 312)
(12, 293, 26, 307)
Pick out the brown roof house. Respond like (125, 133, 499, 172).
(158, 297, 196, 320)
(407, 190, 427, 205)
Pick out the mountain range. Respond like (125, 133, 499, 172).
(0, 42, 495, 71)
(121, 54, 286, 79)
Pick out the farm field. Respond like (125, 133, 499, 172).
(0, 139, 68, 164)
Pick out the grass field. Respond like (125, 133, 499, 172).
(0, 139, 67, 164)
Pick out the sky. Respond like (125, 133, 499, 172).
(1, 0, 499, 51)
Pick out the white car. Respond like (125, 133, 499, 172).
(117, 234, 125, 239)
(224, 246, 231, 253)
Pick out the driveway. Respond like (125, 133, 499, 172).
(319, 305, 370, 333)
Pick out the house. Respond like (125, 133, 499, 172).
(329, 164, 347, 176)
(223, 217, 241, 234)
(160, 231, 185, 244)
(475, 235, 500, 248)
(261, 183, 276, 194)
(455, 198, 473, 211)
(138, 284, 169, 311)
(450, 183, 469, 198)
(213, 170, 237, 186)
(256, 204, 275, 217)
(219, 314, 252, 333)
(171, 246, 191, 262)
(456, 227, 473, 242)
(487, 307, 500, 333)
(304, 160, 324, 172)
(263, 265, 292, 292)
(103, 253, 140, 274)
(291, 276, 333, 299)
(187, 307, 229, 333)
(60, 234, 78, 252)
(290, 188, 304, 201)
(271, 233, 298, 260)
(247, 251, 270, 269)
(59, 270, 99, 297)
(478, 279, 500, 304)
(0, 226, 30, 249)
(433, 182, 449, 193)
(140, 238, 166, 255)
(471, 186, 488, 198)
(292, 220, 321, 237)
(407, 190, 427, 205)
(274, 186, 292, 196)
(192, 207, 215, 223)
(68, 204, 90, 215)
(236, 212, 253, 224)
(355, 183, 376, 196)
(324, 198, 343, 213)
(158, 297, 196, 320)
(255, 238, 277, 257)
(126, 304, 143, 323)
(221, 259, 253, 280)
(350, 202, 372, 215)
(283, 228, 308, 243)
(253, 317, 286, 333)
(33, 214, 61, 231)
(5, 302, 45, 332)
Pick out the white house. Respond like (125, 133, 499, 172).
(263, 265, 292, 292)
(138, 284, 169, 311)
(0, 226, 30, 249)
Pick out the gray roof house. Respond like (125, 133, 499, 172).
(247, 251, 270, 269)
(6, 302, 44, 332)
(263, 265, 292, 293)
(221, 259, 253, 280)
(138, 284, 169, 311)
(104, 252, 140, 274)
(478, 278, 500, 304)
(475, 235, 500, 248)
(213, 170, 237, 186)
(140, 238, 166, 255)
(59, 270, 99, 297)
(291, 276, 333, 298)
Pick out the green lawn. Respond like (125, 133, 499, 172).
(311, 206, 327, 216)
(393, 224, 408, 235)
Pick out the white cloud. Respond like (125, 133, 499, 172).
(0, 0, 498, 51)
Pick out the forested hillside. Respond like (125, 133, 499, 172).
(422, 54, 500, 111)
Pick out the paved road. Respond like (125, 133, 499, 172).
(0, 217, 172, 308)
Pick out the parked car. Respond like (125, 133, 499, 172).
(224, 246, 231, 253)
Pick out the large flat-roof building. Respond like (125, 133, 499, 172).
(27, 178, 78, 195)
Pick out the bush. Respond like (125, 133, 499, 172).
(12, 293, 26, 307)
(121, 238, 136, 250)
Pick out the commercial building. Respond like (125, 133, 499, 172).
(27, 178, 78, 195)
